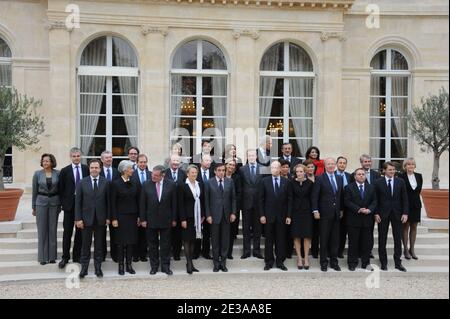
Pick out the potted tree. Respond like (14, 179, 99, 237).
(408, 87, 449, 219)
(0, 86, 45, 221)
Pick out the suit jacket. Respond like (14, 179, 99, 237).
(239, 163, 264, 210)
(110, 178, 139, 219)
(195, 166, 215, 188)
(204, 177, 237, 225)
(399, 172, 423, 210)
(190, 153, 219, 168)
(139, 179, 177, 229)
(290, 179, 313, 217)
(335, 171, 353, 187)
(374, 177, 409, 220)
(311, 172, 344, 219)
(278, 156, 302, 172)
(259, 176, 292, 223)
(178, 182, 205, 221)
(344, 182, 377, 228)
(365, 169, 381, 185)
(32, 169, 61, 209)
(257, 148, 271, 167)
(75, 176, 110, 227)
(100, 167, 120, 181)
(131, 168, 152, 193)
(58, 163, 89, 211)
(164, 167, 187, 185)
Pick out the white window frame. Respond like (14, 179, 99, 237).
(1, 39, 13, 182)
(170, 39, 229, 154)
(370, 48, 411, 165)
(77, 36, 139, 160)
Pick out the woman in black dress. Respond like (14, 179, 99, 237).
(399, 158, 423, 260)
(110, 160, 139, 275)
(178, 165, 205, 274)
(290, 164, 314, 270)
(224, 158, 242, 259)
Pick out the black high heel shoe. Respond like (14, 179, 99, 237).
(409, 249, 418, 260)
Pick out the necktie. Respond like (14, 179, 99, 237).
(366, 171, 371, 184)
(93, 178, 98, 193)
(341, 173, 348, 187)
(250, 165, 256, 182)
(172, 170, 177, 182)
(359, 184, 364, 199)
(156, 182, 161, 201)
(106, 168, 111, 181)
(219, 179, 224, 193)
(330, 174, 337, 194)
(388, 179, 393, 196)
(140, 171, 145, 185)
(75, 165, 80, 187)
(203, 170, 208, 182)
(274, 177, 280, 195)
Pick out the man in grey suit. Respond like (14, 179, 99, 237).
(205, 163, 237, 272)
(75, 159, 110, 278)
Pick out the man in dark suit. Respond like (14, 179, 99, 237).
(75, 159, 110, 278)
(257, 135, 272, 167)
(99, 150, 120, 262)
(259, 161, 292, 271)
(140, 165, 177, 275)
(195, 154, 215, 259)
(278, 142, 301, 173)
(344, 168, 377, 271)
(239, 149, 264, 259)
(132, 153, 151, 262)
(205, 163, 237, 272)
(58, 147, 89, 269)
(335, 156, 353, 258)
(191, 139, 220, 167)
(359, 154, 382, 259)
(374, 161, 409, 272)
(311, 157, 344, 272)
(164, 154, 187, 261)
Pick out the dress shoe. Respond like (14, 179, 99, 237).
(40, 262, 47, 265)
(73, 258, 81, 264)
(193, 254, 199, 260)
(348, 265, 356, 271)
(320, 265, 328, 272)
(312, 255, 318, 259)
(221, 265, 228, 272)
(332, 265, 341, 271)
(213, 266, 220, 272)
(49, 260, 56, 264)
(297, 265, 303, 270)
(79, 266, 88, 278)
(186, 264, 193, 275)
(58, 259, 68, 269)
(150, 268, 157, 275)
(241, 253, 251, 259)
(133, 257, 140, 263)
(286, 255, 292, 259)
(173, 256, 181, 261)
(381, 264, 388, 271)
(277, 264, 288, 271)
(361, 263, 369, 269)
(164, 269, 173, 275)
(227, 255, 234, 260)
(202, 254, 213, 260)
(409, 249, 418, 260)
(140, 257, 148, 262)
(253, 253, 264, 259)
(264, 264, 272, 271)
(118, 263, 125, 276)
(404, 249, 411, 260)
(192, 266, 199, 272)
(303, 266, 310, 270)
(126, 263, 136, 274)
(338, 254, 344, 259)
(395, 264, 407, 272)
(95, 269, 103, 278)
(370, 253, 375, 259)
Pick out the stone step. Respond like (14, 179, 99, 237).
(1, 232, 448, 250)
(0, 243, 448, 262)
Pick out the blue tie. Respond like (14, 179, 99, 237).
(250, 165, 256, 181)
(274, 177, 280, 195)
(140, 171, 145, 185)
(203, 171, 208, 182)
(359, 184, 364, 199)
(341, 173, 348, 187)
(330, 174, 337, 194)
(106, 168, 111, 181)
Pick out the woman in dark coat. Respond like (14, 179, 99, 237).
(224, 158, 242, 259)
(178, 164, 205, 274)
(110, 160, 139, 275)
(399, 158, 423, 260)
(290, 164, 314, 270)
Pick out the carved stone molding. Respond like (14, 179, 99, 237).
(141, 25, 169, 36)
(46, 20, 74, 32)
(320, 31, 346, 42)
(232, 29, 260, 40)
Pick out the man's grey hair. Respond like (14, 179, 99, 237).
(117, 160, 134, 174)
(259, 135, 271, 146)
(152, 165, 166, 174)
(70, 147, 82, 155)
(101, 150, 113, 158)
(359, 154, 372, 163)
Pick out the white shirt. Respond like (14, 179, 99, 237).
(103, 166, 112, 180)
(283, 155, 292, 162)
(201, 168, 210, 181)
(408, 173, 417, 190)
(90, 175, 100, 190)
(72, 163, 84, 184)
(357, 182, 365, 192)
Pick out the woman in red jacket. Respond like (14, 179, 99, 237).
(305, 146, 324, 176)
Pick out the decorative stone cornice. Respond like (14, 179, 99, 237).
(46, 20, 74, 32)
(232, 29, 260, 40)
(140, 25, 169, 36)
(320, 31, 346, 42)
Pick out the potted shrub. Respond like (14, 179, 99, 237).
(0, 86, 45, 221)
(408, 87, 449, 219)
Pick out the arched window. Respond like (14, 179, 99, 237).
(170, 39, 228, 157)
(370, 48, 410, 170)
(0, 37, 13, 182)
(78, 35, 138, 165)
(259, 41, 314, 159)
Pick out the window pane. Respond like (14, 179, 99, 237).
(371, 159, 383, 172)
(171, 75, 196, 95)
(0, 38, 12, 57)
(391, 77, 408, 96)
(263, 119, 284, 138)
(370, 97, 387, 116)
(0, 64, 12, 86)
(80, 115, 106, 135)
(260, 98, 283, 117)
(170, 137, 194, 159)
(260, 42, 284, 71)
(370, 76, 386, 96)
(202, 41, 227, 70)
(79, 75, 106, 93)
(112, 137, 135, 157)
(391, 139, 407, 159)
(391, 118, 408, 138)
(391, 98, 408, 117)
(370, 50, 386, 70)
(260, 77, 283, 97)
(80, 37, 107, 66)
(370, 138, 386, 158)
(113, 95, 138, 115)
(289, 78, 313, 97)
(173, 40, 197, 69)
(289, 43, 313, 72)
(370, 118, 386, 137)
(112, 116, 137, 136)
(391, 50, 408, 70)
(83, 137, 106, 156)
(201, 118, 226, 137)
(173, 117, 196, 137)
(80, 95, 106, 114)
(202, 97, 227, 117)
(289, 119, 313, 139)
(112, 37, 137, 67)
(289, 139, 312, 158)
(203, 76, 227, 96)
(289, 99, 313, 117)
(113, 76, 138, 94)
(172, 96, 197, 116)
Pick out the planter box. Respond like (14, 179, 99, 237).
(0, 188, 24, 222)
(422, 189, 449, 219)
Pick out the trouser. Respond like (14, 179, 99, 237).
(347, 226, 371, 267)
(201, 223, 211, 256)
(36, 205, 59, 263)
(80, 220, 105, 269)
(264, 221, 286, 266)
(147, 228, 171, 271)
(211, 215, 230, 268)
(338, 214, 348, 256)
(117, 244, 134, 264)
(103, 224, 117, 261)
(61, 209, 82, 261)
(227, 211, 240, 257)
(171, 223, 182, 258)
(311, 219, 320, 256)
(242, 207, 262, 255)
(319, 216, 340, 267)
(378, 213, 403, 266)
(133, 226, 148, 259)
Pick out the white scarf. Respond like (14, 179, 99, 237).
(186, 179, 202, 239)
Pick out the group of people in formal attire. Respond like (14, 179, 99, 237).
(31, 137, 423, 278)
